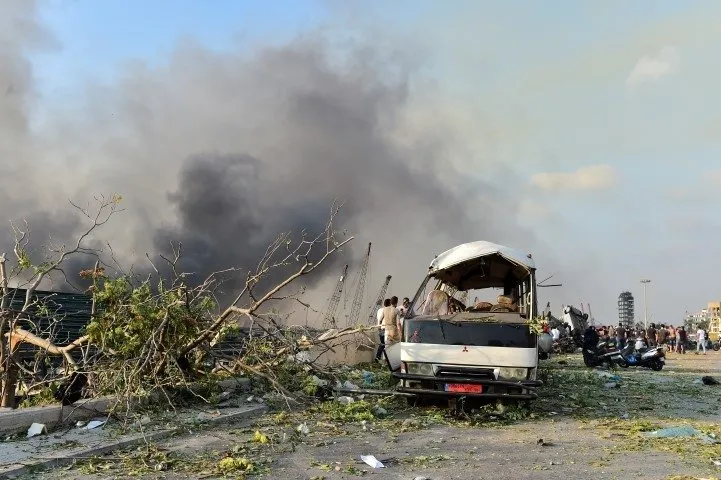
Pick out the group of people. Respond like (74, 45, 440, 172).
(375, 296, 410, 361)
(587, 322, 709, 354)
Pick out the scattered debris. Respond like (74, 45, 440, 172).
(134, 415, 151, 427)
(253, 430, 269, 444)
(297, 423, 310, 435)
(86, 420, 106, 430)
(537, 438, 554, 447)
(340, 380, 360, 391)
(27, 423, 46, 438)
(595, 371, 621, 381)
(361, 370, 374, 385)
(643, 425, 717, 444)
(310, 375, 329, 388)
(218, 456, 255, 474)
(337, 396, 354, 405)
(360, 454, 385, 468)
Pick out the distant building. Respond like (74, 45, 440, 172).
(618, 291, 635, 328)
(685, 308, 710, 333)
(708, 302, 721, 340)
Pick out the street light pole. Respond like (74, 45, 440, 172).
(641, 279, 651, 329)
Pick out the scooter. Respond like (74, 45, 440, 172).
(689, 339, 721, 351)
(612, 339, 665, 371)
(583, 339, 619, 368)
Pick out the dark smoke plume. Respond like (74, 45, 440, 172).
(1, 6, 534, 322)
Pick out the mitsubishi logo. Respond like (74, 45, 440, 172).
(462, 346, 469, 352)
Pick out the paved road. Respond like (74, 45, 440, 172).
(23, 351, 721, 479)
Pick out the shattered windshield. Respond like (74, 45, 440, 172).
(406, 251, 536, 319)
(404, 318, 535, 348)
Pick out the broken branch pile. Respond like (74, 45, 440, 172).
(0, 196, 367, 413)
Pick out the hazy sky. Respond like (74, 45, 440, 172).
(7, 0, 721, 325)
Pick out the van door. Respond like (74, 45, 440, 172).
(384, 342, 402, 371)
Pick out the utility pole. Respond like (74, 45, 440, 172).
(640, 279, 651, 329)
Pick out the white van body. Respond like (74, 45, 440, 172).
(385, 241, 550, 401)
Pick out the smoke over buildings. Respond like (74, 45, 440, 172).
(1, 3, 536, 321)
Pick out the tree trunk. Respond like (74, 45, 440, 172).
(1, 360, 18, 408)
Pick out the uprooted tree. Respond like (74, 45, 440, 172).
(0, 195, 377, 410)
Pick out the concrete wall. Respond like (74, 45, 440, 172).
(306, 328, 377, 366)
(0, 377, 251, 435)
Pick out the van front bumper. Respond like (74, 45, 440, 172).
(392, 372, 542, 400)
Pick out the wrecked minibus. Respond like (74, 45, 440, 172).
(385, 241, 552, 402)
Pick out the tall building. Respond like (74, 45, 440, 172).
(708, 302, 721, 340)
(685, 309, 709, 332)
(618, 291, 635, 328)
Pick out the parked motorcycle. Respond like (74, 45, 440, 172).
(552, 336, 577, 354)
(612, 342, 665, 370)
(687, 339, 720, 351)
(583, 339, 619, 368)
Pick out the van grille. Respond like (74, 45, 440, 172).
(435, 366, 495, 380)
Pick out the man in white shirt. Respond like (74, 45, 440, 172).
(551, 326, 561, 341)
(375, 299, 388, 361)
(696, 328, 707, 354)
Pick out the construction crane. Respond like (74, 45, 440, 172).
(321, 264, 349, 329)
(367, 274, 392, 325)
(347, 242, 371, 327)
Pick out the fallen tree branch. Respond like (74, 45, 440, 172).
(233, 360, 300, 405)
(6, 328, 89, 367)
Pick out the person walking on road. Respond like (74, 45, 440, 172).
(696, 327, 707, 354)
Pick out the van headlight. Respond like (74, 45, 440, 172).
(498, 367, 527, 380)
(406, 362, 434, 376)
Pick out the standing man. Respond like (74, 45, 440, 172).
(583, 324, 600, 366)
(391, 296, 401, 315)
(551, 325, 561, 341)
(380, 298, 402, 345)
(697, 326, 707, 355)
(375, 298, 389, 361)
(391, 296, 403, 331)
(668, 325, 676, 353)
(399, 297, 411, 317)
(657, 324, 668, 349)
(646, 323, 657, 347)
(677, 326, 687, 354)
(616, 323, 626, 349)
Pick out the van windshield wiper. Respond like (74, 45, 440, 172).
(438, 319, 448, 340)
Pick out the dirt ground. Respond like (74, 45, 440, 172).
(33, 349, 721, 480)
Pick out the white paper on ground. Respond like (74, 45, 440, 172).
(86, 420, 106, 429)
(360, 455, 385, 468)
(27, 423, 46, 438)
